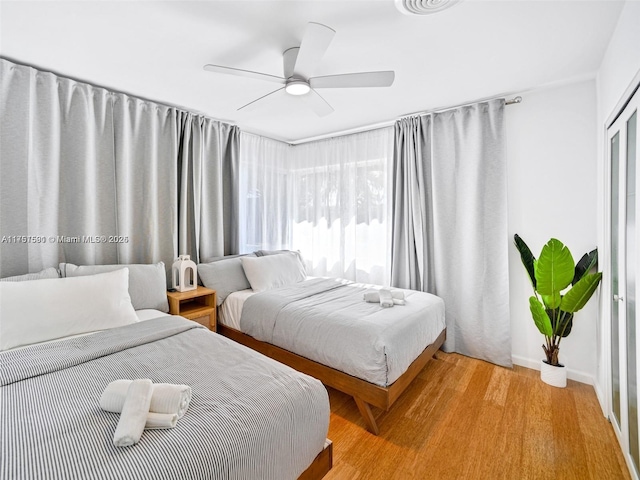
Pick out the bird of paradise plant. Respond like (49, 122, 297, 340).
(514, 235, 602, 366)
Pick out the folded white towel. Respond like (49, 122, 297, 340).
(101, 380, 192, 418)
(379, 289, 394, 308)
(113, 379, 153, 447)
(363, 289, 406, 305)
(145, 412, 178, 430)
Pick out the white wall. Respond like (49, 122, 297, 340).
(506, 79, 599, 384)
(597, 1, 640, 123)
(594, 0, 640, 413)
(506, 3, 640, 397)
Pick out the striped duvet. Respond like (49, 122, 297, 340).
(0, 316, 329, 480)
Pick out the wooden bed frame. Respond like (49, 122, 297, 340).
(218, 324, 446, 435)
(299, 439, 332, 480)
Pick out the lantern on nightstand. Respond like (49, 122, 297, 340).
(172, 254, 197, 292)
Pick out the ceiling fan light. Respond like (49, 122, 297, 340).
(285, 81, 311, 96)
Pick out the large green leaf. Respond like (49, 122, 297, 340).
(573, 249, 598, 285)
(560, 272, 603, 313)
(542, 292, 561, 309)
(535, 238, 575, 296)
(557, 313, 574, 337)
(530, 296, 553, 337)
(514, 234, 537, 289)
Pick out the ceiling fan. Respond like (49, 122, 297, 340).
(203, 22, 395, 117)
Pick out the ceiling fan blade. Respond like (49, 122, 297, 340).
(310, 71, 395, 89)
(303, 89, 334, 117)
(204, 64, 285, 84)
(237, 87, 285, 112)
(292, 22, 336, 79)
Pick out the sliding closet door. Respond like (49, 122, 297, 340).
(609, 85, 639, 479)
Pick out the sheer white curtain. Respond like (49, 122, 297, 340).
(238, 133, 292, 254)
(238, 128, 393, 284)
(291, 129, 393, 284)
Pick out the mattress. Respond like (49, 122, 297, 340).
(0, 316, 330, 480)
(236, 278, 446, 387)
(218, 289, 254, 330)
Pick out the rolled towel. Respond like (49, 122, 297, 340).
(363, 291, 380, 303)
(379, 289, 394, 308)
(145, 412, 178, 430)
(113, 379, 153, 447)
(363, 289, 406, 304)
(101, 380, 192, 418)
(390, 290, 405, 301)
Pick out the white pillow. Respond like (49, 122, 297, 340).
(0, 268, 138, 351)
(241, 252, 306, 292)
(59, 262, 169, 312)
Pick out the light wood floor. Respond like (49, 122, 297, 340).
(325, 351, 631, 480)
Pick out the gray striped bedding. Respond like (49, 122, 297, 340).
(0, 316, 330, 480)
(240, 278, 446, 387)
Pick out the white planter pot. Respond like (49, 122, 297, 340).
(540, 360, 567, 388)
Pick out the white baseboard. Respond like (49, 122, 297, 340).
(511, 355, 595, 386)
(592, 380, 608, 417)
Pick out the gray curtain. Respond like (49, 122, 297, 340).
(391, 100, 511, 367)
(0, 58, 238, 277)
(391, 116, 434, 291)
(221, 124, 240, 257)
(0, 59, 126, 275)
(177, 112, 239, 263)
(111, 93, 178, 269)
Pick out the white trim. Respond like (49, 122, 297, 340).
(596, 68, 640, 477)
(603, 76, 640, 480)
(593, 380, 608, 418)
(599, 106, 613, 419)
(605, 68, 640, 128)
(511, 355, 595, 386)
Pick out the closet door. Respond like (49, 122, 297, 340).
(610, 85, 639, 478)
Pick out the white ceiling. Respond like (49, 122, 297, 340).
(0, 0, 625, 143)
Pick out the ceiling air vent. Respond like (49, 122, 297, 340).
(395, 0, 462, 15)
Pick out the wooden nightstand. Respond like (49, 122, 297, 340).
(167, 286, 217, 332)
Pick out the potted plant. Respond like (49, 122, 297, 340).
(514, 234, 602, 387)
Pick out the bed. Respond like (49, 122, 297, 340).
(202, 252, 446, 435)
(0, 266, 332, 480)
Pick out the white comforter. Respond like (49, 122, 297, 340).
(240, 278, 446, 387)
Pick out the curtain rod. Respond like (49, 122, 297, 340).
(398, 95, 522, 120)
(288, 95, 523, 145)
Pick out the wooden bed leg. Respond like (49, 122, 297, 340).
(354, 397, 380, 435)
